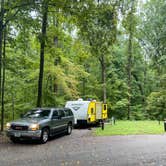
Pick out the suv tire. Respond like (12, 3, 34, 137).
(66, 123, 72, 135)
(40, 128, 49, 144)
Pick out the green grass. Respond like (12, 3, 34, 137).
(94, 121, 165, 136)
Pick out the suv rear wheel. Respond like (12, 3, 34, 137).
(40, 128, 49, 144)
(66, 123, 72, 135)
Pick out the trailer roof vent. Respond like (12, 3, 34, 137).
(78, 98, 83, 101)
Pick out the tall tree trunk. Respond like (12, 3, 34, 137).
(52, 14, 58, 98)
(99, 55, 107, 103)
(37, 0, 48, 107)
(1, 28, 6, 131)
(143, 57, 147, 116)
(12, 92, 15, 120)
(127, 2, 134, 120)
(82, 78, 86, 97)
(127, 34, 132, 120)
(0, 0, 4, 131)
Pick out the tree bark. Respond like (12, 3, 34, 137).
(127, 28, 132, 120)
(1, 28, 6, 131)
(12, 92, 15, 120)
(99, 55, 107, 103)
(98, 0, 106, 103)
(0, 0, 4, 131)
(127, 2, 134, 120)
(37, 0, 48, 107)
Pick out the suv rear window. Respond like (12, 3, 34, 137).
(59, 109, 65, 117)
(64, 109, 73, 116)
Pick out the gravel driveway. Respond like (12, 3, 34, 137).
(0, 129, 166, 166)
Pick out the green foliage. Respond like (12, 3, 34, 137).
(111, 99, 128, 119)
(76, 2, 117, 56)
(147, 91, 166, 120)
(140, 0, 166, 72)
(0, 0, 165, 126)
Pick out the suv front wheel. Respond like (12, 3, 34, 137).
(10, 137, 20, 143)
(66, 123, 72, 135)
(40, 128, 49, 144)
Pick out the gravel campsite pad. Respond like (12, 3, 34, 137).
(1, 129, 166, 166)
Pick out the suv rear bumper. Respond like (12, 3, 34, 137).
(6, 130, 42, 139)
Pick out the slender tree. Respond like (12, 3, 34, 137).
(126, 1, 135, 120)
(1, 28, 6, 131)
(75, 1, 117, 103)
(0, 0, 4, 131)
(37, 0, 49, 107)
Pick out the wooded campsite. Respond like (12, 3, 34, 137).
(0, 0, 165, 131)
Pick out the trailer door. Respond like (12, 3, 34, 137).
(96, 102, 102, 120)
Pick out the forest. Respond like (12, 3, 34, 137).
(0, 0, 165, 131)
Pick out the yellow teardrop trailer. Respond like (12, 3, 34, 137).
(65, 99, 107, 125)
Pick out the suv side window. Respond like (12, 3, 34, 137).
(66, 109, 73, 116)
(52, 110, 58, 119)
(69, 109, 73, 116)
(64, 109, 73, 116)
(64, 109, 69, 116)
(59, 109, 65, 117)
(42, 110, 51, 117)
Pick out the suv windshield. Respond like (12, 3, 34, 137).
(23, 109, 50, 118)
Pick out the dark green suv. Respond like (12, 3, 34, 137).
(6, 108, 74, 144)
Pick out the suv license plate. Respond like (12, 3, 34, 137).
(14, 132, 21, 137)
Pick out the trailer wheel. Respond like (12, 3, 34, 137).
(95, 121, 100, 127)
